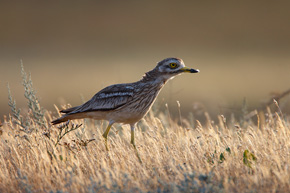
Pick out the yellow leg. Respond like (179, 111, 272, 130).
(130, 124, 142, 163)
(102, 121, 114, 151)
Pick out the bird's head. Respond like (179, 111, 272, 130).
(155, 57, 199, 81)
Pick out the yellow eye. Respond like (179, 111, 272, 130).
(169, 63, 177, 68)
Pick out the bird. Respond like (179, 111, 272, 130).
(52, 57, 199, 162)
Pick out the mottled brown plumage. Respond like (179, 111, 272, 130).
(52, 57, 199, 162)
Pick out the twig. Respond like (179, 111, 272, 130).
(55, 120, 83, 146)
(265, 88, 290, 106)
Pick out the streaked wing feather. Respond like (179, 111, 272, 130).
(68, 84, 134, 114)
(60, 106, 79, 113)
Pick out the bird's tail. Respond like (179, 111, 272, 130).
(51, 115, 70, 125)
(51, 112, 86, 125)
(51, 106, 81, 125)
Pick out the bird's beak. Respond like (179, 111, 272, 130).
(180, 67, 200, 73)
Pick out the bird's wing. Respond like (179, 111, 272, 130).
(60, 106, 79, 113)
(68, 84, 135, 114)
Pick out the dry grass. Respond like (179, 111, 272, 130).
(1, 103, 290, 192)
(1, 66, 290, 192)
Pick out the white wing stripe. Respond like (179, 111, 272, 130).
(98, 92, 134, 99)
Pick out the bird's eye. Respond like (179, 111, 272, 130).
(169, 63, 177, 68)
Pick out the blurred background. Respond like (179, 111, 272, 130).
(1, 1, 290, 122)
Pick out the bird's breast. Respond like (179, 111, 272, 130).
(107, 82, 164, 124)
(128, 83, 163, 114)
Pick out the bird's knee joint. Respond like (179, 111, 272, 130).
(131, 142, 136, 147)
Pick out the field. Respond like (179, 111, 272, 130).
(1, 67, 290, 193)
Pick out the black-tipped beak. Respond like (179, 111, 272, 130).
(189, 68, 200, 73)
(180, 67, 200, 73)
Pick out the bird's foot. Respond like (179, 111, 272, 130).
(103, 135, 109, 151)
(131, 142, 142, 163)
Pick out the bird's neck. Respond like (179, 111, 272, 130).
(140, 68, 170, 85)
(141, 69, 157, 81)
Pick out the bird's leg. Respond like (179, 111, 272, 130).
(102, 121, 114, 151)
(130, 124, 142, 163)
